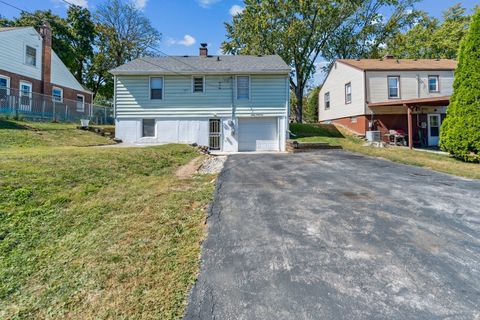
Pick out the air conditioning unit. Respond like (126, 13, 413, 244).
(366, 130, 381, 142)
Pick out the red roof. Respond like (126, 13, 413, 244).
(338, 59, 457, 71)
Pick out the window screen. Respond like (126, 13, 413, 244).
(142, 119, 155, 137)
(237, 76, 249, 99)
(150, 77, 163, 99)
(26, 46, 36, 66)
(193, 76, 204, 93)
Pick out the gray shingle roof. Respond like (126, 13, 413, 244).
(110, 55, 291, 75)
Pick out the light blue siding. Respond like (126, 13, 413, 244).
(115, 74, 288, 118)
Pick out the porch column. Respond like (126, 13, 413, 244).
(406, 104, 413, 149)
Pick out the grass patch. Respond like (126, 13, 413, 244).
(290, 124, 480, 180)
(0, 119, 115, 149)
(0, 134, 215, 318)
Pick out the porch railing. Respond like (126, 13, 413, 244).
(0, 86, 114, 125)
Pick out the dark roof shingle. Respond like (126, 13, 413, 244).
(110, 55, 291, 75)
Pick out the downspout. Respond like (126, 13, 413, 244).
(286, 75, 290, 139)
(230, 76, 236, 135)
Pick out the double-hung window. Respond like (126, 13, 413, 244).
(345, 82, 352, 104)
(193, 76, 204, 93)
(388, 76, 400, 99)
(237, 76, 250, 100)
(76, 94, 85, 112)
(25, 46, 37, 66)
(150, 77, 163, 99)
(324, 92, 330, 110)
(428, 75, 439, 93)
(52, 87, 63, 102)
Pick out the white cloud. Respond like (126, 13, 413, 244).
(197, 0, 221, 8)
(51, 0, 88, 8)
(133, 0, 147, 10)
(166, 34, 196, 47)
(229, 5, 244, 16)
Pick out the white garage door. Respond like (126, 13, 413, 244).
(238, 117, 279, 151)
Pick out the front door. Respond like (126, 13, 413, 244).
(19, 81, 32, 112)
(427, 114, 441, 146)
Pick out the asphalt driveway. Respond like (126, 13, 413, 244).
(185, 150, 480, 319)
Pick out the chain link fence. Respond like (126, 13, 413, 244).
(0, 87, 113, 125)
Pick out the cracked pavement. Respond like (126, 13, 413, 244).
(184, 150, 480, 319)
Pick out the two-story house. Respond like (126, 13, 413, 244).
(110, 44, 291, 152)
(319, 56, 457, 147)
(0, 23, 93, 116)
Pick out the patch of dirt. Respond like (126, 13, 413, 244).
(176, 156, 205, 179)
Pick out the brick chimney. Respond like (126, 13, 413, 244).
(199, 43, 208, 57)
(39, 21, 52, 95)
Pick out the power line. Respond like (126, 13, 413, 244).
(0, 0, 27, 13)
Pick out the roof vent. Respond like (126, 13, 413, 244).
(383, 54, 395, 60)
(355, 58, 361, 61)
(217, 56, 220, 62)
(257, 54, 263, 57)
(183, 55, 189, 57)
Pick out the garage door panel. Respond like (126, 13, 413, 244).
(238, 117, 279, 151)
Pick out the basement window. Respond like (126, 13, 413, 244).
(142, 119, 155, 137)
(25, 46, 37, 66)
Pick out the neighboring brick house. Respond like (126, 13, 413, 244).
(0, 23, 93, 112)
(319, 56, 457, 148)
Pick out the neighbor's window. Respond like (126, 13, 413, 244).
(345, 82, 352, 104)
(237, 76, 250, 99)
(193, 76, 204, 93)
(142, 119, 155, 137)
(0, 75, 10, 97)
(324, 92, 330, 110)
(388, 76, 400, 99)
(150, 77, 163, 99)
(428, 75, 439, 93)
(25, 46, 37, 66)
(76, 94, 85, 112)
(52, 87, 63, 102)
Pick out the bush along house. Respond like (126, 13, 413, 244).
(318, 55, 457, 148)
(0, 23, 94, 121)
(110, 44, 291, 152)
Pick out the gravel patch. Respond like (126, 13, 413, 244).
(198, 156, 227, 174)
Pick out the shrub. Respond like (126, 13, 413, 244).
(440, 9, 480, 162)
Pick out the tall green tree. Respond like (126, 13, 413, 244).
(223, 0, 419, 123)
(66, 5, 96, 84)
(304, 86, 321, 123)
(440, 9, 480, 162)
(385, 4, 471, 59)
(88, 0, 161, 100)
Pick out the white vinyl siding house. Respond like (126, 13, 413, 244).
(111, 54, 290, 152)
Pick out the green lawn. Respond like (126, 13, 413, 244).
(0, 119, 115, 149)
(290, 123, 480, 180)
(0, 120, 215, 319)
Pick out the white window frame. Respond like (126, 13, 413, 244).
(236, 75, 250, 100)
(142, 118, 156, 138)
(345, 82, 352, 104)
(428, 75, 439, 93)
(149, 76, 164, 100)
(52, 86, 63, 102)
(192, 75, 205, 93)
(0, 75, 11, 96)
(19, 81, 32, 110)
(324, 92, 330, 110)
(25, 45, 37, 67)
(388, 76, 400, 99)
(76, 94, 85, 112)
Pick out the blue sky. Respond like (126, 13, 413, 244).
(1, 0, 477, 84)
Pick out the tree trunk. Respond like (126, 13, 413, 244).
(295, 87, 303, 123)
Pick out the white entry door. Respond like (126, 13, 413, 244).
(427, 114, 441, 146)
(19, 81, 32, 111)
